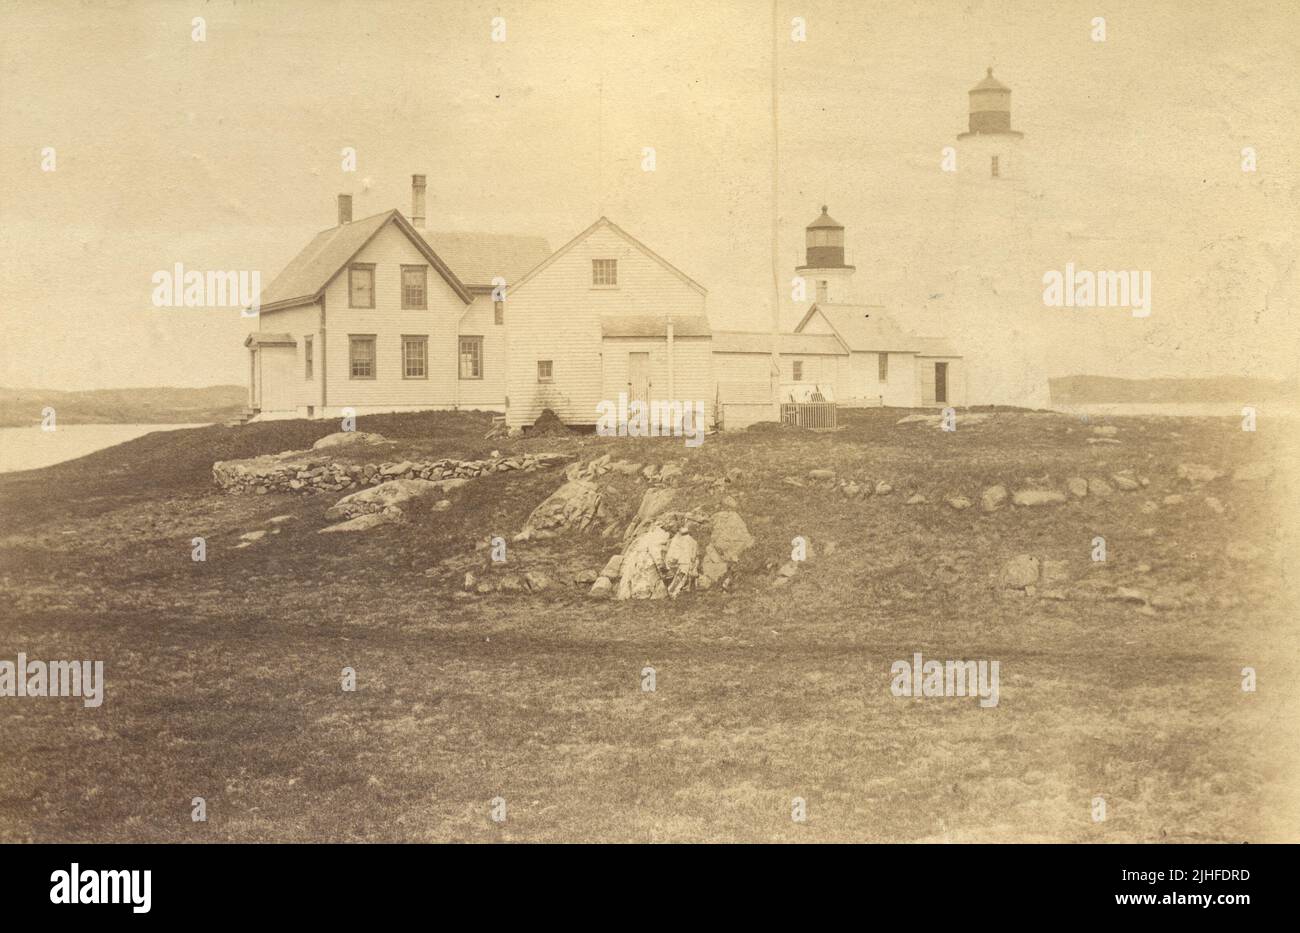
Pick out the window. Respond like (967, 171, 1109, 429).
(592, 259, 618, 286)
(792, 360, 804, 381)
(348, 264, 375, 308)
(494, 300, 504, 325)
(459, 336, 483, 379)
(349, 335, 376, 379)
(816, 280, 829, 302)
(537, 360, 553, 382)
(401, 265, 427, 309)
(304, 335, 313, 380)
(991, 155, 1000, 178)
(402, 335, 428, 379)
(878, 352, 889, 383)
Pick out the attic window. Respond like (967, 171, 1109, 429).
(592, 259, 618, 287)
(816, 280, 829, 302)
(537, 360, 553, 382)
(401, 265, 427, 309)
(348, 264, 375, 308)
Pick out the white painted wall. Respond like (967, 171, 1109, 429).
(505, 222, 706, 426)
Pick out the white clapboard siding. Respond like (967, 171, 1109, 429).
(258, 301, 319, 411)
(505, 223, 706, 426)
(320, 221, 504, 412)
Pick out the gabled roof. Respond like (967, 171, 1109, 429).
(601, 313, 711, 338)
(796, 303, 933, 353)
(257, 210, 473, 312)
(422, 231, 551, 288)
(508, 217, 707, 297)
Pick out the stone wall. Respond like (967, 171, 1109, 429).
(212, 450, 568, 496)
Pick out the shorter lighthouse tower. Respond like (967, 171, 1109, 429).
(796, 206, 855, 304)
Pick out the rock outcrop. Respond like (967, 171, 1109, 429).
(517, 479, 606, 540)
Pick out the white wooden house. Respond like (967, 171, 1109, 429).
(245, 185, 966, 429)
(501, 217, 712, 429)
(246, 180, 548, 421)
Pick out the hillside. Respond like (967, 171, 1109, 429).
(1049, 375, 1300, 406)
(1, 408, 1296, 842)
(0, 385, 245, 427)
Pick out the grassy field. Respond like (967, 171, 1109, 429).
(1, 407, 1297, 842)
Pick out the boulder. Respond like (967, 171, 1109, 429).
(589, 576, 613, 598)
(699, 544, 729, 587)
(657, 462, 684, 484)
(947, 496, 973, 510)
(524, 571, 552, 592)
(980, 485, 1008, 512)
(1111, 472, 1141, 491)
(1066, 477, 1088, 498)
(616, 525, 672, 600)
(239, 530, 267, 542)
(708, 510, 754, 563)
(905, 494, 927, 505)
(600, 554, 624, 579)
(874, 481, 893, 495)
(1041, 559, 1070, 585)
(1176, 463, 1223, 484)
(326, 479, 444, 520)
(318, 513, 397, 533)
(519, 479, 605, 539)
(498, 574, 526, 594)
(999, 555, 1040, 589)
(1012, 488, 1066, 507)
(381, 460, 415, 477)
(311, 431, 386, 450)
(573, 569, 599, 585)
(808, 469, 836, 481)
(1087, 477, 1113, 497)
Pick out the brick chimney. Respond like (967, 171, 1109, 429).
(411, 175, 426, 228)
(337, 194, 352, 225)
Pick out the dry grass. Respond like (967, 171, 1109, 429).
(1, 407, 1297, 842)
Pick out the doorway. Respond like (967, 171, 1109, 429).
(934, 362, 948, 405)
(628, 352, 651, 404)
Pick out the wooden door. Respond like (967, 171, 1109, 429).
(628, 352, 651, 404)
(934, 362, 948, 405)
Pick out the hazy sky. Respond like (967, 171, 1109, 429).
(2, 0, 1296, 390)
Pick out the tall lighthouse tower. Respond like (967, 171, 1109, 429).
(796, 206, 856, 304)
(953, 66, 1033, 240)
(957, 67, 1023, 179)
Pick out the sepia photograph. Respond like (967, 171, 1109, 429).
(1, 0, 1297, 905)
